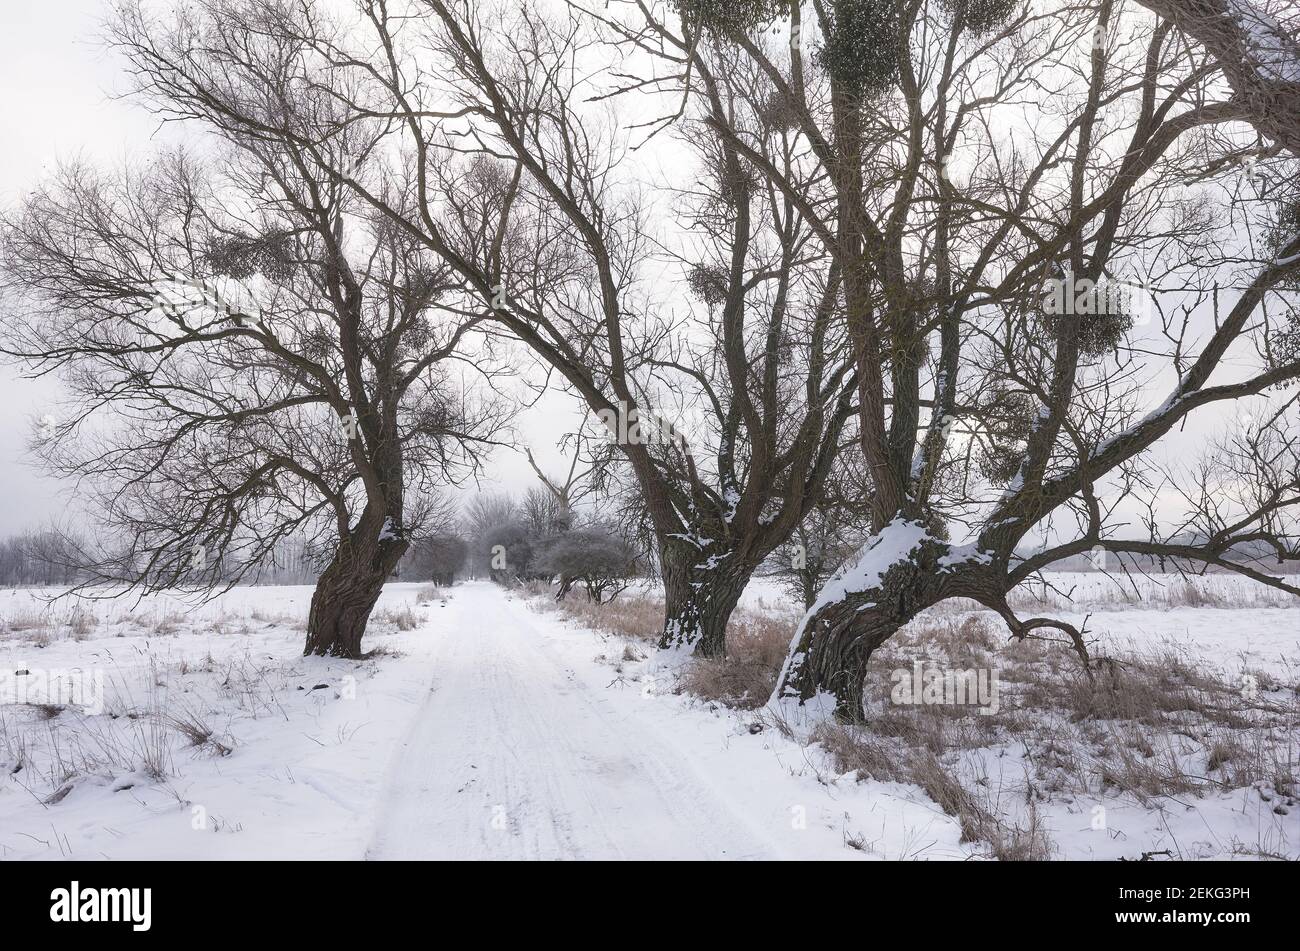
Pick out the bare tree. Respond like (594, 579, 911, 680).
(464, 491, 517, 576)
(523, 423, 610, 533)
(106, 0, 857, 655)
(0, 529, 87, 587)
(29, 0, 1298, 711)
(398, 491, 465, 583)
(482, 519, 544, 583)
(521, 486, 570, 540)
(591, 0, 1300, 716)
(0, 4, 508, 657)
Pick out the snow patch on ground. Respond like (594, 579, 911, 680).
(0, 583, 444, 859)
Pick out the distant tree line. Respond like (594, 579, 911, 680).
(0, 531, 84, 587)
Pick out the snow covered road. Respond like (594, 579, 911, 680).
(366, 582, 796, 859)
(0, 579, 968, 860)
(8, 578, 1282, 860)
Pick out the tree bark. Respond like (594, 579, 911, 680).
(775, 526, 961, 720)
(779, 600, 910, 721)
(304, 534, 408, 658)
(657, 539, 753, 658)
(1135, 0, 1300, 158)
(555, 575, 575, 601)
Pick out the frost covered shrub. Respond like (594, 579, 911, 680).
(482, 521, 544, 583)
(534, 528, 636, 603)
(374, 603, 420, 631)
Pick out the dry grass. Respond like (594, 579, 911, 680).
(811, 721, 1052, 859)
(757, 605, 1298, 857)
(2, 606, 104, 645)
(538, 592, 665, 642)
(0, 646, 307, 810)
(680, 609, 795, 709)
(849, 612, 1300, 826)
(32, 704, 177, 792)
(1, 610, 54, 638)
(67, 607, 96, 641)
(248, 607, 302, 627)
(166, 705, 234, 757)
(150, 612, 186, 635)
(373, 603, 421, 631)
(540, 587, 796, 708)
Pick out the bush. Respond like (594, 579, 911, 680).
(412, 533, 467, 586)
(534, 528, 636, 602)
(482, 520, 544, 583)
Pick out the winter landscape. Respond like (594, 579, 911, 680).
(0, 573, 1296, 860)
(1, 0, 1299, 869)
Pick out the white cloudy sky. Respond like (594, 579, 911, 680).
(0, 0, 153, 534)
(0, 0, 589, 535)
(0, 0, 1270, 543)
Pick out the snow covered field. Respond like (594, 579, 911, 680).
(742, 572, 1300, 678)
(0, 583, 441, 859)
(0, 577, 1296, 860)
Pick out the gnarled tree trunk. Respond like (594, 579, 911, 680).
(658, 538, 754, 658)
(304, 529, 408, 658)
(775, 522, 969, 720)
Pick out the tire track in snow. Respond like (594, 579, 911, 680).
(365, 582, 781, 860)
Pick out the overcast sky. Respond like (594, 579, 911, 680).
(0, 0, 590, 535)
(0, 0, 148, 534)
(0, 1, 1268, 543)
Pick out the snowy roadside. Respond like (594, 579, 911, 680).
(2, 578, 1295, 861)
(0, 583, 446, 860)
(540, 577, 1299, 861)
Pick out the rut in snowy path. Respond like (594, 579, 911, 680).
(363, 581, 793, 859)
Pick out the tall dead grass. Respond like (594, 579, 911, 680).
(536, 591, 666, 643)
(679, 609, 796, 709)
